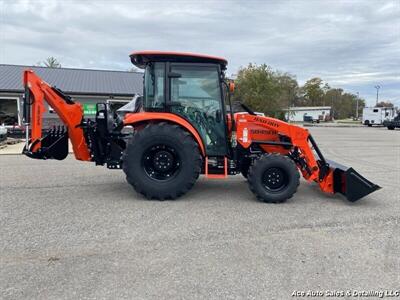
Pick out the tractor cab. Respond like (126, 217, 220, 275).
(130, 51, 229, 158)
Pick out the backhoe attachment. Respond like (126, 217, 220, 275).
(22, 70, 91, 161)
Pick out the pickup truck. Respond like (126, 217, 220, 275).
(383, 113, 400, 130)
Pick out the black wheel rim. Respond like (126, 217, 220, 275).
(142, 144, 181, 181)
(262, 167, 288, 192)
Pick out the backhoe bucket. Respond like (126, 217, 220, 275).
(327, 159, 381, 202)
(23, 126, 69, 160)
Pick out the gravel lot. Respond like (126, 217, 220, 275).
(1, 127, 399, 299)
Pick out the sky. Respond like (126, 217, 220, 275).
(0, 0, 399, 106)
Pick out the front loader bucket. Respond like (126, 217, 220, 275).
(23, 126, 69, 160)
(326, 159, 381, 202)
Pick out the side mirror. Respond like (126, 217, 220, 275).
(229, 82, 235, 94)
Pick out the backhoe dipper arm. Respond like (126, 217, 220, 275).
(23, 70, 91, 161)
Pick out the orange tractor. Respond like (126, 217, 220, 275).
(22, 51, 380, 202)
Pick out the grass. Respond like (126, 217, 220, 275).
(336, 119, 362, 124)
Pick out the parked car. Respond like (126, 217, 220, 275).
(303, 115, 320, 123)
(6, 125, 26, 138)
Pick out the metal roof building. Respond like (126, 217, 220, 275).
(0, 64, 143, 127)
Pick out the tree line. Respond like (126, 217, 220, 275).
(232, 63, 370, 120)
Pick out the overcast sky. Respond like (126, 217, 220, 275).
(0, 0, 399, 106)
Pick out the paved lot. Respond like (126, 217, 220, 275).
(1, 127, 399, 299)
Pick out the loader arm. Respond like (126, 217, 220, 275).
(236, 114, 322, 179)
(22, 70, 91, 161)
(235, 113, 380, 201)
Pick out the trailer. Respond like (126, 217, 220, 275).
(362, 107, 395, 126)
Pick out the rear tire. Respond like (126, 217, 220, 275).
(247, 154, 300, 203)
(122, 122, 201, 200)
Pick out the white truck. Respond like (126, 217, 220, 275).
(362, 107, 395, 126)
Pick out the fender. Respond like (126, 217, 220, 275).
(123, 112, 206, 156)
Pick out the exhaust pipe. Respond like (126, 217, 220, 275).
(327, 159, 381, 202)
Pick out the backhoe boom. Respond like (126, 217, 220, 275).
(23, 70, 91, 161)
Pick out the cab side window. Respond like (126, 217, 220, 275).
(144, 63, 165, 110)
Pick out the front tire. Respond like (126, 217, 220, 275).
(122, 122, 201, 200)
(247, 154, 300, 203)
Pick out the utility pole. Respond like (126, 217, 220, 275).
(375, 85, 380, 106)
(287, 87, 291, 122)
(356, 92, 359, 120)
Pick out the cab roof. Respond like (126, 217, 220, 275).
(130, 51, 228, 69)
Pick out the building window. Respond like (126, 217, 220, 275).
(0, 97, 20, 126)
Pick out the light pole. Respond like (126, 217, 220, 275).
(287, 87, 291, 122)
(356, 92, 359, 120)
(375, 85, 380, 106)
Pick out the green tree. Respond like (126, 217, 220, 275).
(276, 73, 298, 108)
(303, 77, 324, 106)
(37, 57, 61, 68)
(376, 101, 393, 107)
(323, 88, 365, 119)
(233, 63, 298, 118)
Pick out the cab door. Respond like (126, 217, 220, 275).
(168, 63, 227, 156)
